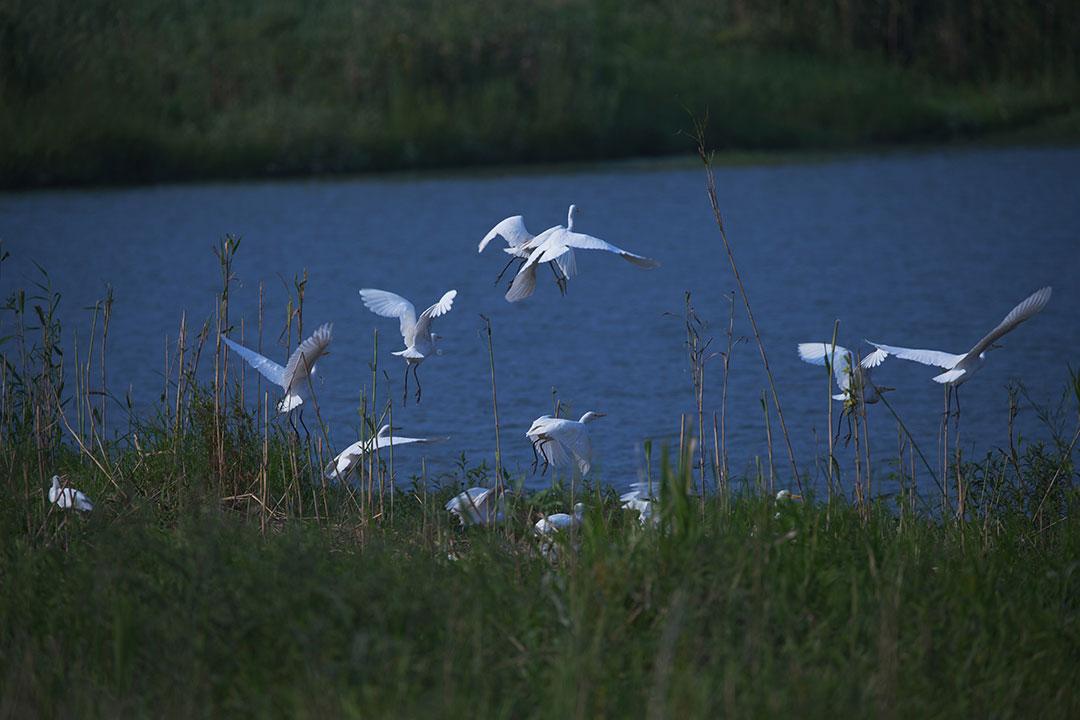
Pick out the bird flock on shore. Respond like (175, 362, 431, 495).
(47, 202, 1052, 544)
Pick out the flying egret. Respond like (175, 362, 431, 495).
(868, 286, 1052, 413)
(534, 503, 585, 536)
(796, 343, 892, 407)
(445, 486, 506, 527)
(359, 288, 457, 404)
(479, 211, 577, 290)
(49, 475, 93, 512)
(620, 482, 658, 526)
(525, 411, 606, 476)
(221, 323, 332, 432)
(325, 424, 449, 482)
(504, 204, 659, 302)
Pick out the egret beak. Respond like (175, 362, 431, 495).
(593, 412, 607, 417)
(791, 494, 803, 501)
(879, 386, 896, 394)
(991, 343, 1005, 350)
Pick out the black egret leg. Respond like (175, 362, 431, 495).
(494, 256, 524, 285)
(299, 408, 311, 440)
(529, 438, 540, 473)
(401, 363, 409, 407)
(413, 364, 422, 403)
(548, 262, 567, 295)
(538, 440, 552, 476)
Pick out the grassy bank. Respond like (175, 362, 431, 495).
(2, 0, 1078, 189)
(2, 247, 1080, 717)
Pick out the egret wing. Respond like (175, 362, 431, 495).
(967, 286, 1052, 358)
(221, 336, 287, 388)
(559, 231, 660, 268)
(412, 290, 457, 340)
(479, 215, 533, 252)
(797, 342, 854, 391)
(867, 341, 964, 370)
(360, 289, 417, 343)
(282, 323, 332, 392)
(555, 247, 578, 279)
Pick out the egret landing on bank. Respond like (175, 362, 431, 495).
(325, 425, 449, 483)
(525, 411, 606, 476)
(221, 323, 333, 434)
(445, 486, 506, 527)
(479, 210, 577, 291)
(620, 483, 658, 526)
(504, 205, 659, 302)
(49, 475, 93, 512)
(868, 286, 1052, 415)
(359, 288, 456, 405)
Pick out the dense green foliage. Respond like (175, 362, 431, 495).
(2, 0, 1078, 188)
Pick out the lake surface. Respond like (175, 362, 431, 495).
(3, 146, 1078, 495)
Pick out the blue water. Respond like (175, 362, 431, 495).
(3, 146, 1078, 494)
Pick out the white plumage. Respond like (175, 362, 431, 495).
(49, 475, 93, 512)
(221, 323, 332, 413)
(504, 205, 659, 302)
(360, 288, 456, 403)
(868, 286, 1052, 387)
(525, 411, 605, 476)
(326, 425, 448, 482)
(620, 482, 658, 526)
(445, 487, 506, 526)
(479, 210, 579, 289)
(534, 503, 585, 536)
(796, 342, 891, 405)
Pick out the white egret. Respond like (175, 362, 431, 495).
(445, 486, 506, 527)
(775, 489, 802, 502)
(525, 411, 606, 476)
(49, 475, 93, 512)
(325, 425, 449, 482)
(620, 482, 658, 526)
(796, 343, 891, 406)
(221, 323, 332, 432)
(504, 204, 659, 302)
(479, 212, 577, 290)
(359, 288, 457, 404)
(868, 286, 1052, 412)
(534, 503, 585, 536)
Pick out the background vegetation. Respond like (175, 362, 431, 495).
(2, 0, 1079, 188)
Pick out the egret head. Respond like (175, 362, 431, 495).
(573, 502, 586, 516)
(49, 475, 61, 491)
(776, 489, 802, 502)
(579, 411, 606, 424)
(376, 424, 396, 437)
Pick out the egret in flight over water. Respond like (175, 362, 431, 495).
(868, 286, 1052, 412)
(325, 424, 449, 483)
(49, 475, 93, 512)
(525, 411, 606, 476)
(479, 210, 577, 291)
(505, 205, 659, 302)
(796, 342, 891, 407)
(445, 486, 506, 527)
(359, 288, 456, 404)
(221, 323, 333, 432)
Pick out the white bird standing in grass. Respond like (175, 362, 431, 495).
(49, 475, 93, 512)
(445, 486, 506, 527)
(359, 288, 457, 404)
(868, 286, 1052, 413)
(504, 204, 659, 302)
(479, 211, 577, 291)
(325, 425, 449, 482)
(525, 411, 606, 476)
(221, 323, 332, 433)
(796, 342, 892, 407)
(533, 503, 585, 536)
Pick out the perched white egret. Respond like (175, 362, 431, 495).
(325, 425, 449, 482)
(359, 288, 456, 404)
(796, 343, 892, 406)
(868, 286, 1052, 411)
(48, 475, 93, 512)
(445, 486, 506, 527)
(525, 411, 606, 476)
(534, 503, 585, 536)
(479, 212, 577, 290)
(620, 482, 658, 526)
(504, 204, 659, 302)
(221, 323, 332, 431)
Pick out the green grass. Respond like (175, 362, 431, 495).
(2, 0, 1078, 188)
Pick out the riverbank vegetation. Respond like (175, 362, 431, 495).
(3, 0, 1079, 188)
(2, 243, 1079, 717)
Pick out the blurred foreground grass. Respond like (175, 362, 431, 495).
(2, 0, 1078, 188)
